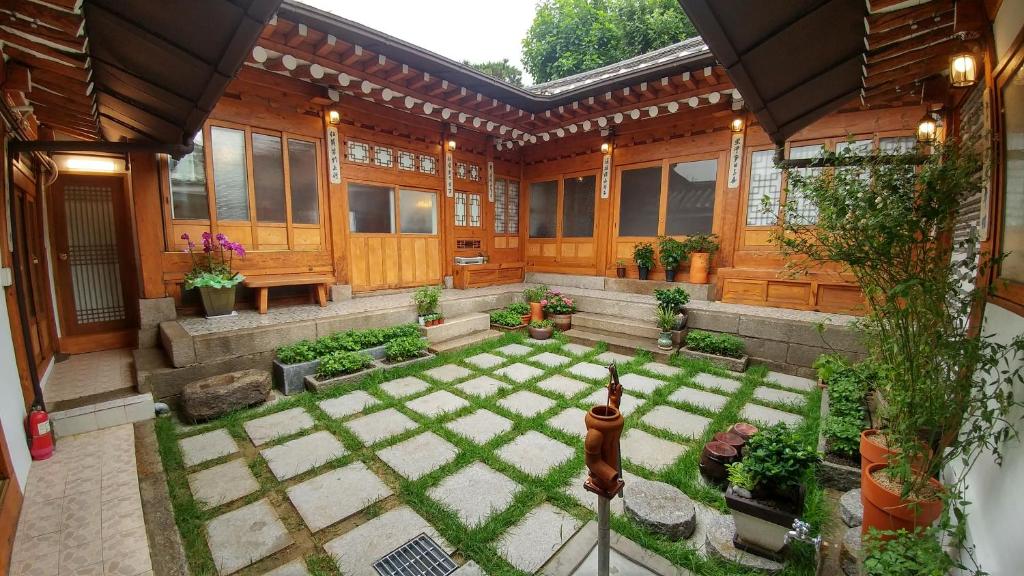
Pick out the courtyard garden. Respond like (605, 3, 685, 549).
(156, 330, 824, 576)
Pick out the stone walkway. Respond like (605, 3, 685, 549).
(9, 424, 153, 576)
(172, 336, 815, 575)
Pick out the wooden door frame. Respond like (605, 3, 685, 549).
(0, 418, 23, 576)
(48, 172, 139, 353)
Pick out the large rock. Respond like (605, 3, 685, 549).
(840, 526, 861, 576)
(181, 369, 270, 421)
(623, 478, 696, 540)
(840, 489, 863, 528)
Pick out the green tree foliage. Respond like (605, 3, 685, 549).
(522, 0, 696, 84)
(462, 58, 524, 87)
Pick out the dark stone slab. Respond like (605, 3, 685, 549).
(180, 369, 270, 422)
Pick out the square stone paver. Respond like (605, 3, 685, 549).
(494, 362, 544, 383)
(319, 391, 379, 419)
(497, 503, 582, 573)
(497, 390, 556, 417)
(643, 362, 682, 378)
(243, 407, 314, 446)
(380, 376, 431, 398)
(496, 431, 574, 476)
(206, 499, 292, 575)
(568, 362, 609, 380)
(188, 459, 258, 509)
(546, 407, 587, 437)
(465, 353, 505, 370)
(529, 351, 572, 367)
(691, 372, 742, 393)
(562, 343, 594, 356)
(264, 559, 310, 576)
(641, 406, 711, 439)
(668, 387, 730, 412)
(754, 386, 806, 407)
(581, 389, 645, 417)
(446, 410, 513, 444)
(595, 351, 633, 364)
(766, 371, 816, 392)
(455, 375, 505, 398)
(406, 390, 470, 417)
(740, 403, 803, 427)
(324, 506, 452, 576)
(260, 430, 346, 481)
(620, 429, 686, 471)
(428, 462, 521, 527)
(618, 373, 665, 395)
(537, 374, 590, 397)
(179, 429, 237, 468)
(286, 462, 392, 532)
(495, 343, 533, 357)
(346, 408, 419, 445)
(424, 364, 473, 383)
(377, 432, 458, 480)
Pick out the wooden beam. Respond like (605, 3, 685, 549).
(315, 33, 336, 56)
(1, 62, 30, 92)
(867, 13, 953, 50)
(0, 18, 86, 52)
(865, 37, 956, 75)
(864, 53, 948, 88)
(0, 30, 87, 68)
(0, 0, 83, 36)
(388, 64, 414, 83)
(406, 72, 431, 91)
(867, 0, 953, 35)
(866, 26, 955, 64)
(340, 44, 367, 66)
(363, 54, 388, 75)
(2, 44, 89, 83)
(285, 22, 307, 47)
(30, 66, 90, 95)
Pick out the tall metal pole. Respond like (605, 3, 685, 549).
(597, 495, 610, 576)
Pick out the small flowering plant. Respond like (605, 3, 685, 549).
(181, 232, 246, 290)
(541, 290, 576, 315)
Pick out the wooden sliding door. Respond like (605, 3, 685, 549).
(525, 170, 600, 273)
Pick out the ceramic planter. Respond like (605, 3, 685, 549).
(726, 485, 805, 559)
(616, 267, 626, 278)
(670, 329, 684, 347)
(528, 326, 554, 340)
(380, 351, 435, 370)
(689, 252, 710, 284)
(272, 357, 320, 395)
(304, 364, 379, 393)
(198, 286, 236, 317)
(699, 440, 737, 482)
(664, 267, 677, 282)
(861, 462, 943, 536)
(657, 331, 674, 350)
(529, 301, 544, 322)
(550, 313, 572, 331)
(520, 313, 532, 326)
(637, 266, 650, 280)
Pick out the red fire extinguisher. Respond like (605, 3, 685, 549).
(27, 405, 54, 461)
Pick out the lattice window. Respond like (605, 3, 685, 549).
(468, 193, 481, 226)
(374, 146, 394, 168)
(880, 136, 916, 153)
(346, 140, 370, 163)
(508, 180, 520, 234)
(419, 155, 437, 175)
(468, 164, 480, 182)
(64, 184, 127, 324)
(454, 191, 467, 226)
(786, 144, 824, 225)
(746, 149, 782, 226)
(397, 151, 416, 171)
(456, 162, 468, 179)
(494, 179, 507, 234)
(456, 239, 482, 250)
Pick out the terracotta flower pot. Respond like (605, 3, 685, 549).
(529, 301, 544, 323)
(860, 429, 897, 470)
(520, 314, 532, 326)
(616, 267, 626, 278)
(714, 431, 746, 457)
(551, 313, 572, 331)
(861, 462, 944, 536)
(528, 326, 553, 340)
(689, 252, 710, 284)
(199, 286, 236, 318)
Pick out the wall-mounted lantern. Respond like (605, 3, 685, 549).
(949, 52, 978, 88)
(327, 110, 340, 125)
(729, 117, 744, 133)
(916, 112, 938, 144)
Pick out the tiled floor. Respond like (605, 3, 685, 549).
(10, 424, 153, 576)
(45, 349, 135, 404)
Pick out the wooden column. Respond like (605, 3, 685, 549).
(129, 153, 167, 299)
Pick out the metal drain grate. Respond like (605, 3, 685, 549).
(373, 533, 457, 576)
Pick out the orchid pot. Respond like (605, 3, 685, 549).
(181, 232, 246, 318)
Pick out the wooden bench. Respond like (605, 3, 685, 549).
(242, 274, 333, 314)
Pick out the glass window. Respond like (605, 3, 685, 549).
(879, 136, 916, 153)
(399, 189, 437, 234)
(529, 180, 558, 238)
(454, 192, 467, 227)
(210, 126, 249, 221)
(666, 159, 717, 236)
(786, 144, 825, 225)
(746, 150, 782, 226)
(508, 181, 520, 234)
(468, 193, 481, 227)
(348, 182, 394, 233)
(169, 131, 208, 220)
(1001, 61, 1024, 283)
(619, 166, 661, 236)
(252, 133, 285, 222)
(288, 139, 319, 224)
(562, 175, 596, 237)
(494, 179, 507, 234)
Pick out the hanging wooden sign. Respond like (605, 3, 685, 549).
(727, 132, 744, 188)
(327, 126, 342, 184)
(487, 161, 495, 202)
(600, 154, 612, 198)
(445, 151, 454, 197)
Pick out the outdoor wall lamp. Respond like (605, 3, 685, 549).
(600, 141, 612, 154)
(327, 110, 340, 125)
(447, 138, 457, 151)
(729, 117, 744, 133)
(916, 113, 937, 144)
(950, 52, 978, 87)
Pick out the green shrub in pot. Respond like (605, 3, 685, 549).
(489, 309, 523, 328)
(316, 350, 373, 378)
(506, 301, 530, 315)
(276, 340, 317, 364)
(384, 336, 427, 363)
(685, 330, 745, 358)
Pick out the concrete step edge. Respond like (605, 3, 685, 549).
(572, 313, 661, 338)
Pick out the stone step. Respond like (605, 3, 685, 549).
(420, 312, 490, 344)
(573, 312, 661, 339)
(428, 330, 502, 354)
(50, 392, 155, 438)
(566, 293, 657, 322)
(564, 327, 673, 359)
(134, 347, 276, 404)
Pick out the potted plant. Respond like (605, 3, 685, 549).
(615, 258, 627, 278)
(506, 301, 532, 326)
(653, 287, 690, 345)
(542, 290, 576, 331)
(382, 335, 432, 368)
(724, 424, 820, 559)
(681, 329, 748, 371)
(523, 284, 549, 322)
(305, 349, 376, 392)
(632, 242, 655, 280)
(657, 236, 686, 282)
(489, 308, 525, 332)
(182, 232, 245, 317)
(272, 340, 319, 395)
(528, 319, 554, 340)
(413, 285, 441, 325)
(774, 142, 1024, 541)
(655, 307, 675, 350)
(682, 233, 718, 284)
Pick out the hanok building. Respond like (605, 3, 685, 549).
(0, 0, 1020, 573)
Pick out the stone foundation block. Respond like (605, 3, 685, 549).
(181, 369, 271, 422)
(330, 284, 353, 301)
(160, 321, 196, 367)
(194, 321, 317, 364)
(526, 272, 605, 290)
(686, 309, 740, 333)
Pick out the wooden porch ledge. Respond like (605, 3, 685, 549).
(242, 273, 334, 314)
